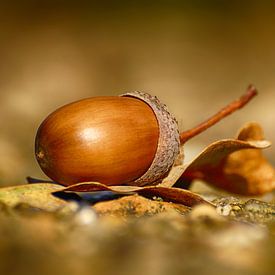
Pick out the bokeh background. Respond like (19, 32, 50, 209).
(0, 0, 274, 186)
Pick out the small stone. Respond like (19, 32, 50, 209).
(232, 205, 241, 211)
(152, 196, 163, 202)
(73, 206, 98, 226)
(191, 204, 221, 220)
(93, 194, 190, 218)
(216, 204, 232, 216)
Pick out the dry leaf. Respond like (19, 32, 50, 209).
(177, 122, 275, 195)
(0, 183, 66, 211)
(60, 181, 212, 207)
(157, 146, 186, 188)
(58, 146, 210, 207)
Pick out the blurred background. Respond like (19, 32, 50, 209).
(0, 0, 274, 186)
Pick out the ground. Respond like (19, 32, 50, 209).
(0, 185, 274, 275)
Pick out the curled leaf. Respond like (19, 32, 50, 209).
(177, 122, 275, 195)
(60, 182, 211, 207)
(61, 182, 141, 193)
(137, 186, 211, 207)
(157, 146, 186, 188)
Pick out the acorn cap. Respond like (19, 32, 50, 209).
(121, 91, 180, 186)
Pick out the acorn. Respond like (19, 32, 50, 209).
(35, 87, 257, 187)
(35, 92, 180, 186)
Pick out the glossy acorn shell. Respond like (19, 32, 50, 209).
(35, 96, 160, 186)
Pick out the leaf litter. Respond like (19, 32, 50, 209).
(178, 122, 275, 195)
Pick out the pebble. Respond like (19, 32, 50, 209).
(73, 206, 98, 226)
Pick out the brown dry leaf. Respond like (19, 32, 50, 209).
(60, 182, 211, 207)
(0, 183, 66, 211)
(158, 146, 186, 188)
(177, 122, 275, 195)
(93, 194, 190, 218)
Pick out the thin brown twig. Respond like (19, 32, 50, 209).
(180, 85, 258, 144)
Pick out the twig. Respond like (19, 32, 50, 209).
(180, 85, 258, 144)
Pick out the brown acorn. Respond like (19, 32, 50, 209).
(35, 87, 257, 187)
(35, 92, 180, 186)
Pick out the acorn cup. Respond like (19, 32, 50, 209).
(35, 87, 257, 187)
